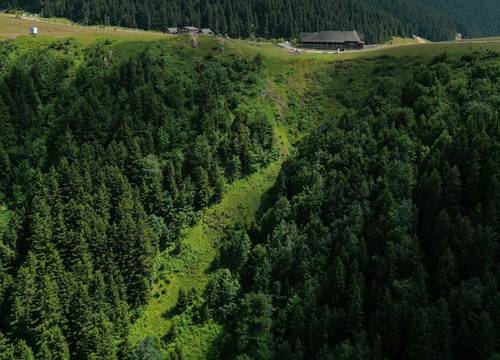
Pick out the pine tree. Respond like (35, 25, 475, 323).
(27, 192, 53, 257)
(11, 253, 38, 344)
(0, 332, 14, 360)
(236, 292, 273, 360)
(133, 337, 163, 360)
(36, 326, 70, 360)
(194, 166, 213, 208)
(14, 340, 34, 360)
(212, 164, 225, 202)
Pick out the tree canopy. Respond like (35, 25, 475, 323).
(0, 39, 275, 359)
(212, 51, 500, 359)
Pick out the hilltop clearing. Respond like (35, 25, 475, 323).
(0, 13, 166, 42)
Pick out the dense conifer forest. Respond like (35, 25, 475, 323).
(0, 29, 500, 360)
(0, 39, 275, 359)
(2, 0, 500, 42)
(210, 52, 500, 359)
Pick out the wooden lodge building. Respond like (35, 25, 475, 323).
(299, 31, 364, 50)
(179, 26, 200, 34)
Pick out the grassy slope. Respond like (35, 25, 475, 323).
(225, 38, 500, 67)
(2, 13, 500, 59)
(0, 13, 166, 42)
(129, 123, 291, 358)
(387, 36, 421, 45)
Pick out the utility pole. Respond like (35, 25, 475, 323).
(104, 14, 110, 28)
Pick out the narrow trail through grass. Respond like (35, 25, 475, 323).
(129, 123, 291, 357)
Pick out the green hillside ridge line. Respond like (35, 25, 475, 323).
(7, 0, 500, 42)
(129, 123, 291, 357)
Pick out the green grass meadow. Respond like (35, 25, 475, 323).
(129, 122, 291, 358)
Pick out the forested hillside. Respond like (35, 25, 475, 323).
(211, 52, 500, 359)
(1, 29, 500, 359)
(0, 39, 275, 359)
(3, 0, 500, 42)
(419, 0, 500, 38)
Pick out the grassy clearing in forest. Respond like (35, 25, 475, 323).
(129, 124, 291, 358)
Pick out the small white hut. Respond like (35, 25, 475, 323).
(30, 26, 38, 35)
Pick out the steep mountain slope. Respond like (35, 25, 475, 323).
(218, 52, 500, 360)
(1, 29, 500, 360)
(3, 0, 500, 42)
(0, 38, 277, 359)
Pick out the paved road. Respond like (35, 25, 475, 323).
(279, 42, 388, 54)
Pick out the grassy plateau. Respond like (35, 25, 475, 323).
(0, 13, 166, 42)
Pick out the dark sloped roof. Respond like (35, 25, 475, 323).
(299, 31, 363, 43)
